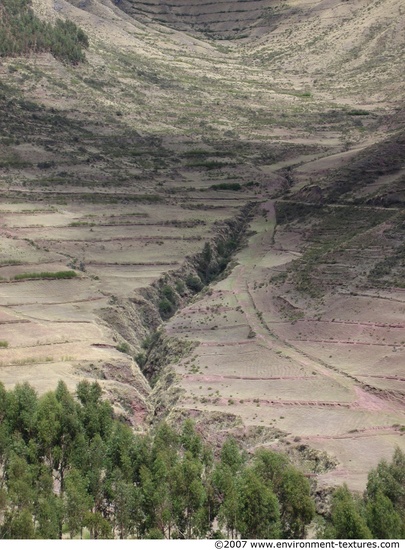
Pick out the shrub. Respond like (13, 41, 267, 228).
(175, 280, 185, 295)
(116, 342, 130, 354)
(161, 285, 176, 305)
(210, 183, 242, 191)
(158, 298, 174, 318)
(185, 274, 203, 292)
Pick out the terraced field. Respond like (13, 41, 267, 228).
(0, 197, 245, 420)
(1, 0, 405, 492)
(161, 200, 405, 490)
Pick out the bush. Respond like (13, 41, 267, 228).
(116, 342, 130, 354)
(210, 183, 242, 191)
(135, 352, 147, 367)
(185, 274, 203, 292)
(161, 285, 176, 305)
(158, 298, 174, 318)
(175, 280, 186, 295)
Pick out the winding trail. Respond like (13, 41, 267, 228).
(170, 197, 405, 490)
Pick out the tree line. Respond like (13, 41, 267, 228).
(0, 380, 403, 539)
(0, 0, 89, 64)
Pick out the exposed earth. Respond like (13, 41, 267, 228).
(0, 0, 404, 492)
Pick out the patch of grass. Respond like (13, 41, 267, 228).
(0, 341, 9, 348)
(13, 270, 77, 281)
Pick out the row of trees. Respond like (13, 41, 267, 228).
(0, 380, 315, 539)
(0, 380, 404, 539)
(0, 0, 89, 64)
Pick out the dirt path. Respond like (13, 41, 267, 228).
(168, 197, 405, 489)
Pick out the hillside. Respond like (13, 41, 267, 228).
(0, 0, 404, 495)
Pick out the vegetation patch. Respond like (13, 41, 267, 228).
(210, 183, 242, 191)
(0, 380, 403, 539)
(0, 0, 89, 64)
(13, 270, 77, 281)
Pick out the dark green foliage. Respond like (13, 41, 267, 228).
(0, 381, 320, 539)
(185, 274, 203, 292)
(347, 109, 370, 116)
(237, 469, 281, 539)
(158, 297, 175, 318)
(323, 449, 405, 539)
(161, 285, 177, 305)
(253, 449, 315, 538)
(158, 285, 178, 319)
(365, 490, 403, 539)
(3, 382, 401, 540)
(278, 469, 315, 538)
(210, 183, 242, 191)
(0, 0, 89, 64)
(328, 485, 372, 539)
(175, 280, 186, 295)
(13, 270, 77, 281)
(364, 448, 405, 538)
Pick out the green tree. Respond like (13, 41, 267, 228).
(220, 437, 245, 475)
(180, 419, 203, 459)
(366, 489, 403, 539)
(35, 493, 63, 539)
(76, 380, 113, 440)
(64, 469, 93, 539)
(1, 508, 35, 539)
(0, 0, 89, 64)
(253, 448, 289, 490)
(110, 471, 139, 539)
(237, 469, 281, 539)
(84, 511, 112, 539)
(51, 381, 82, 496)
(171, 452, 207, 538)
(365, 448, 405, 537)
(213, 463, 239, 538)
(329, 485, 372, 539)
(278, 468, 315, 538)
(367, 449, 405, 510)
(6, 382, 38, 443)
